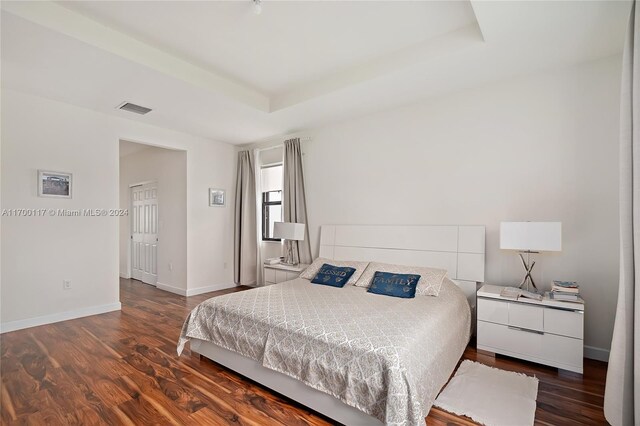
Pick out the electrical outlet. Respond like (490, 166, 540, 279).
(63, 280, 72, 290)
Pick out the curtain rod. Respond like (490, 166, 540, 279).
(256, 137, 312, 153)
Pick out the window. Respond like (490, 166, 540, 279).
(262, 190, 282, 241)
(261, 164, 283, 241)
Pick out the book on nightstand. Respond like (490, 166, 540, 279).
(500, 286, 543, 301)
(551, 280, 579, 292)
(546, 291, 584, 303)
(547, 280, 583, 304)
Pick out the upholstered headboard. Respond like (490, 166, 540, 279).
(318, 225, 485, 305)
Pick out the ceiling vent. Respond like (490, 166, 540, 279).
(117, 102, 152, 115)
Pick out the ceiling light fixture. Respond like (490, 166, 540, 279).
(253, 0, 262, 15)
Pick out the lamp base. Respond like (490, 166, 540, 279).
(518, 251, 539, 293)
(282, 239, 300, 266)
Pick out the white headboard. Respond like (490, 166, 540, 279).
(319, 225, 485, 299)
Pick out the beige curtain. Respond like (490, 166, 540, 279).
(253, 148, 264, 285)
(605, 2, 640, 425)
(283, 138, 312, 264)
(233, 150, 257, 285)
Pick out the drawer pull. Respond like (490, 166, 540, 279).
(508, 325, 544, 335)
(545, 306, 584, 313)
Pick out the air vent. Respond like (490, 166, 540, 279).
(117, 102, 152, 115)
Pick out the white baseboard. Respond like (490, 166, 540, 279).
(584, 345, 610, 362)
(156, 282, 187, 296)
(186, 283, 236, 296)
(119, 272, 131, 279)
(156, 282, 236, 296)
(0, 302, 122, 334)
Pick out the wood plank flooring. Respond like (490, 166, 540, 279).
(1, 279, 608, 425)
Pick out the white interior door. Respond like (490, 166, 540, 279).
(131, 183, 158, 285)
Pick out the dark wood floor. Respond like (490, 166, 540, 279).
(1, 279, 608, 425)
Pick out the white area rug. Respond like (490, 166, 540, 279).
(434, 360, 539, 426)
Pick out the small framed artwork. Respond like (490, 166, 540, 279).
(209, 188, 225, 207)
(38, 170, 72, 198)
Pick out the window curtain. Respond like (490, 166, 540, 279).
(605, 2, 640, 425)
(282, 138, 312, 265)
(253, 148, 264, 285)
(234, 150, 257, 285)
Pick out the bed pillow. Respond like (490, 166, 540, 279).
(367, 271, 420, 298)
(300, 257, 369, 285)
(355, 262, 448, 296)
(311, 264, 356, 288)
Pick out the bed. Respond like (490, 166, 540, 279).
(178, 225, 485, 425)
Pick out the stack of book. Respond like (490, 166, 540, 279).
(547, 280, 583, 303)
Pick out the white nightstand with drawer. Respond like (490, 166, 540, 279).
(477, 284, 584, 374)
(263, 263, 309, 286)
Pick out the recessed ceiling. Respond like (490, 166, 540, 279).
(0, 1, 631, 145)
(57, 1, 477, 96)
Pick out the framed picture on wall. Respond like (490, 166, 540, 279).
(38, 170, 72, 198)
(209, 188, 225, 207)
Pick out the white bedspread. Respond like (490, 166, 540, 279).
(178, 277, 470, 425)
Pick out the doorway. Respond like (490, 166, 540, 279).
(130, 182, 158, 286)
(119, 140, 187, 295)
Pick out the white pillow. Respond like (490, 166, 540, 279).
(300, 257, 369, 285)
(355, 262, 448, 296)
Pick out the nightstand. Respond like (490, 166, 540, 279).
(476, 284, 584, 374)
(263, 263, 310, 286)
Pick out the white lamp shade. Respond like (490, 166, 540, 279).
(500, 222, 562, 252)
(273, 222, 305, 241)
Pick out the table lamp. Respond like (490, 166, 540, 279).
(500, 222, 562, 292)
(273, 222, 306, 266)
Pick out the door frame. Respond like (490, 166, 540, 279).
(127, 180, 158, 281)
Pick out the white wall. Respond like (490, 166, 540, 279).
(1, 91, 120, 330)
(186, 145, 236, 294)
(1, 89, 236, 331)
(119, 145, 187, 292)
(250, 56, 622, 358)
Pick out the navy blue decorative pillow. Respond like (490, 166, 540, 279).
(311, 264, 356, 288)
(367, 271, 420, 298)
